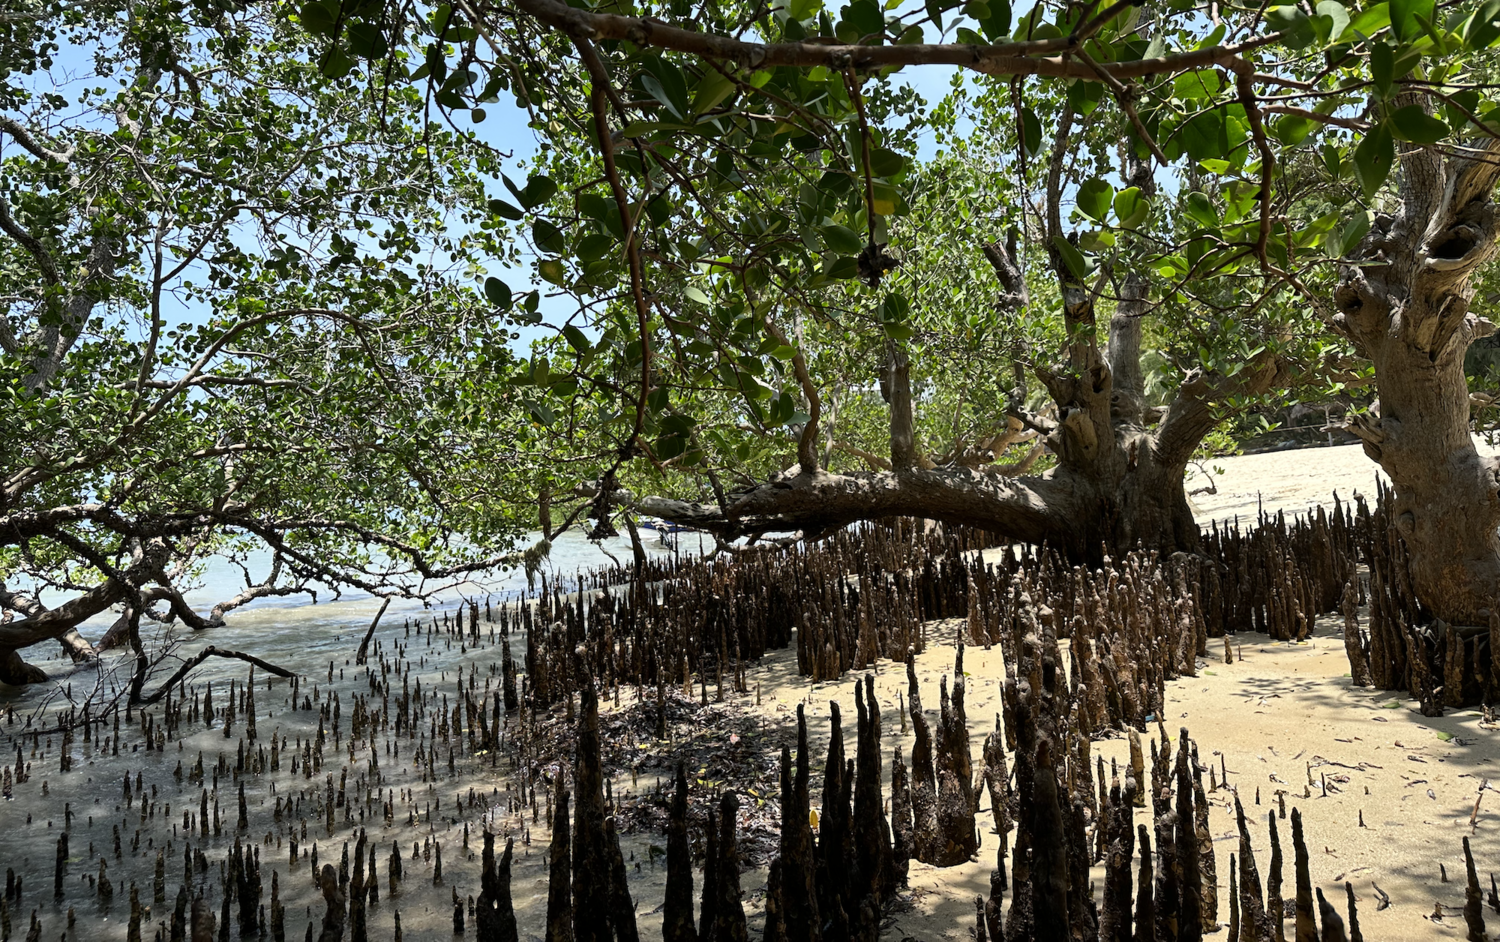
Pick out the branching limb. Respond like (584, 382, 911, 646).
(1233, 65, 1276, 272)
(1074, 48, 1168, 166)
(0, 195, 60, 286)
(832, 439, 893, 471)
(883, 340, 919, 470)
(762, 316, 822, 473)
(634, 465, 1071, 547)
(573, 36, 654, 449)
(1153, 353, 1287, 467)
(0, 550, 164, 651)
(506, 0, 1285, 82)
(135, 645, 295, 705)
(981, 230, 1029, 313)
(0, 116, 74, 164)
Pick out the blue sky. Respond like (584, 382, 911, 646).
(10, 16, 973, 355)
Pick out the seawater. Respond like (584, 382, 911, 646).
(3, 528, 710, 710)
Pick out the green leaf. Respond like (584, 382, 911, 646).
(530, 402, 556, 426)
(319, 47, 356, 79)
(346, 21, 388, 58)
(1390, 104, 1449, 143)
(1390, 0, 1433, 40)
(1353, 123, 1395, 198)
(1370, 41, 1395, 98)
(578, 193, 624, 238)
(868, 147, 906, 177)
(1180, 111, 1223, 162)
(879, 292, 910, 323)
(639, 68, 688, 120)
(978, 0, 1011, 39)
(1315, 0, 1350, 40)
(574, 232, 613, 261)
(1076, 177, 1113, 222)
(538, 259, 568, 285)
(562, 325, 591, 353)
(1066, 81, 1105, 116)
(1184, 190, 1219, 228)
(299, 1, 337, 35)
(1466, 0, 1500, 48)
(654, 432, 687, 459)
(843, 0, 885, 39)
(1019, 107, 1043, 158)
(1078, 229, 1115, 251)
(488, 199, 524, 221)
(484, 276, 512, 309)
(684, 285, 712, 305)
(1337, 209, 1373, 256)
(789, 0, 822, 18)
(821, 224, 865, 255)
(519, 175, 558, 210)
(924, 0, 947, 30)
(768, 390, 796, 425)
(1348, 2, 1390, 35)
(692, 68, 737, 114)
(1272, 113, 1316, 146)
(532, 220, 565, 254)
(1266, 5, 1316, 47)
(824, 256, 860, 280)
(1174, 70, 1222, 100)
(1113, 187, 1150, 229)
(1051, 236, 1089, 279)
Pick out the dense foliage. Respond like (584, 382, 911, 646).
(0, 0, 546, 677)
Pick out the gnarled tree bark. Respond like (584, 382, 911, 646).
(636, 130, 1283, 563)
(1333, 125, 1500, 628)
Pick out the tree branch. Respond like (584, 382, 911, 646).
(763, 316, 821, 473)
(0, 195, 60, 286)
(0, 117, 74, 164)
(0, 552, 163, 650)
(506, 0, 1284, 81)
(1153, 353, 1286, 467)
(135, 645, 295, 705)
(634, 465, 1072, 546)
(883, 340, 919, 470)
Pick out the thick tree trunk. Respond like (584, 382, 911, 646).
(637, 116, 1277, 563)
(1334, 131, 1500, 626)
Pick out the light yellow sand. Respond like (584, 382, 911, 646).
(732, 611, 1497, 941)
(414, 441, 1500, 941)
(712, 441, 1500, 941)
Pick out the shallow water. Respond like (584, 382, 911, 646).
(5, 527, 710, 709)
(0, 527, 716, 942)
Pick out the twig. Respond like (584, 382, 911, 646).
(1234, 65, 1275, 272)
(1074, 48, 1169, 166)
(136, 645, 296, 705)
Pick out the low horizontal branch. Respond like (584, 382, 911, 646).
(137, 645, 296, 705)
(633, 466, 1081, 546)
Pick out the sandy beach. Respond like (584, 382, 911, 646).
(1, 440, 1495, 942)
